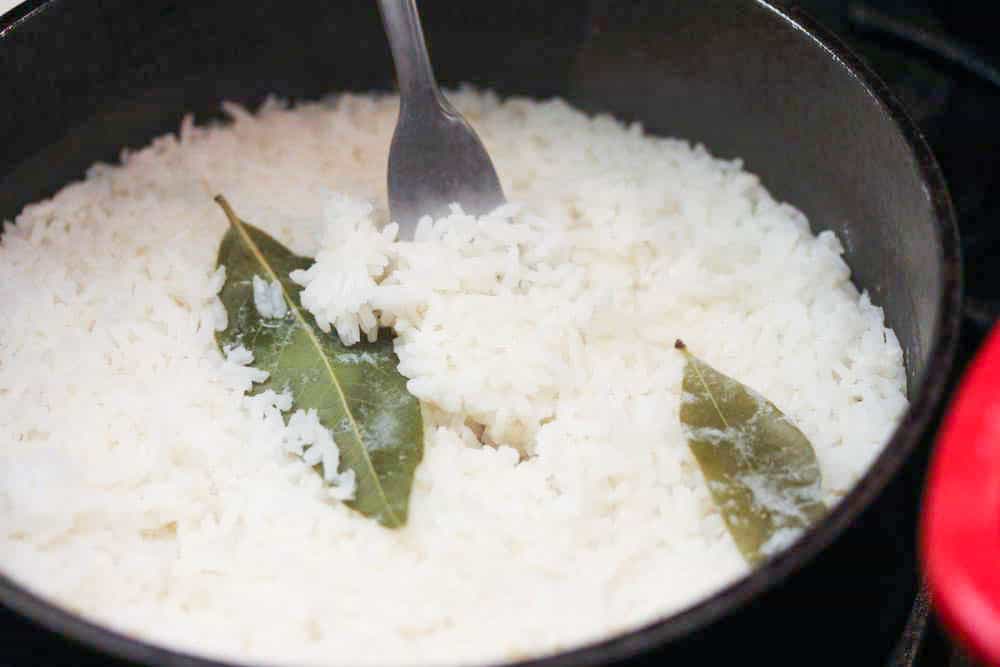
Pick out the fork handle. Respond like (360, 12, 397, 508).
(377, 0, 441, 107)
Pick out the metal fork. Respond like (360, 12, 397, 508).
(377, 0, 505, 240)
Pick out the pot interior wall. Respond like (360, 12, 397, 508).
(0, 1, 953, 665)
(1, 0, 943, 396)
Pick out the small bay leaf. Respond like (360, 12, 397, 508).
(675, 340, 826, 564)
(214, 195, 423, 528)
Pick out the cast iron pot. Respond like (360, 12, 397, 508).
(0, 1, 962, 665)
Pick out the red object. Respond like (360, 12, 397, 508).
(924, 324, 1000, 666)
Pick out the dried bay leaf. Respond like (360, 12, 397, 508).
(675, 340, 826, 564)
(214, 195, 423, 528)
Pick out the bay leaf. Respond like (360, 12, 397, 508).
(214, 195, 423, 528)
(675, 340, 826, 564)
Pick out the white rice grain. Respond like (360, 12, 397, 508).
(0, 90, 907, 666)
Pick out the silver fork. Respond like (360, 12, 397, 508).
(377, 0, 505, 240)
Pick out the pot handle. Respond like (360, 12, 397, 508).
(923, 323, 1000, 666)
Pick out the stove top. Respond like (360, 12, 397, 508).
(0, 1, 995, 665)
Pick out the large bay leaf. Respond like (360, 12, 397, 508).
(214, 196, 422, 528)
(676, 340, 826, 564)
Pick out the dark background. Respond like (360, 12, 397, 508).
(1, 0, 996, 665)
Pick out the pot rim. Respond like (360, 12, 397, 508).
(0, 0, 963, 665)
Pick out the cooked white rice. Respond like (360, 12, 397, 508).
(0, 90, 907, 666)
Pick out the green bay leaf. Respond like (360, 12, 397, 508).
(675, 340, 826, 564)
(214, 195, 423, 528)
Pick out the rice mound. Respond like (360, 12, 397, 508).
(0, 90, 907, 666)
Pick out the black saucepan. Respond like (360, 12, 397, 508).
(0, 1, 961, 665)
